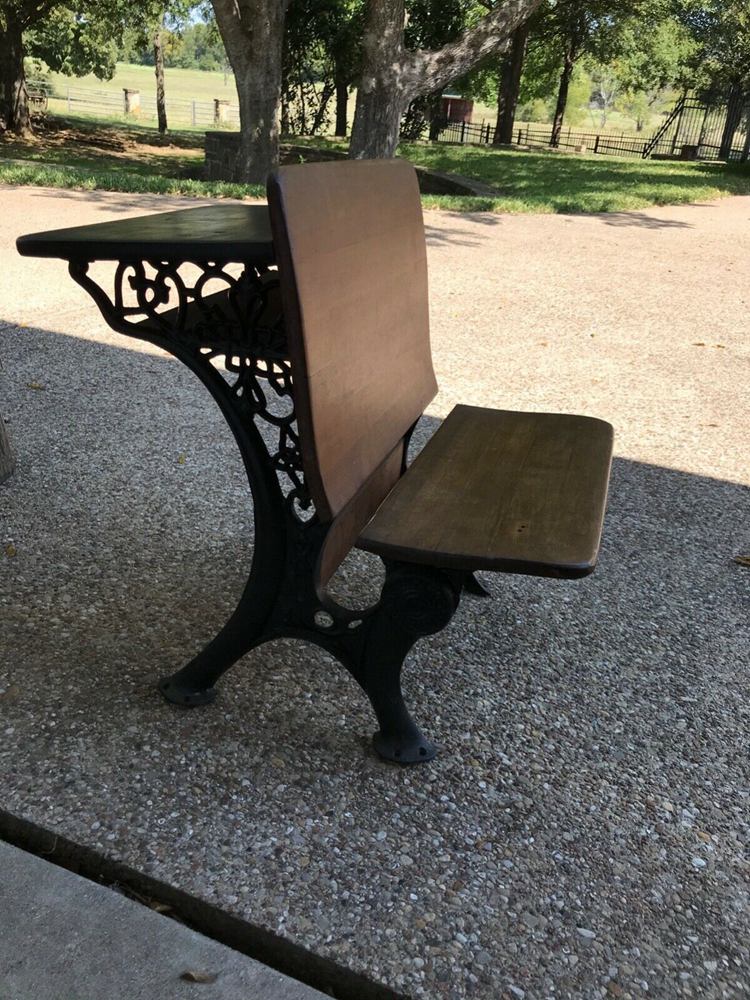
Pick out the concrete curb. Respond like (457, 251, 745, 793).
(0, 840, 329, 1000)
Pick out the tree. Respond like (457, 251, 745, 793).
(494, 21, 530, 143)
(1, 3, 43, 133)
(547, 4, 589, 145)
(329, 1, 362, 136)
(166, 20, 229, 72)
(280, 0, 362, 138)
(606, 17, 695, 131)
(349, 0, 544, 159)
(1, 2, 124, 133)
(152, 14, 168, 135)
(211, 0, 290, 183)
(512, 26, 565, 123)
(529, 0, 658, 146)
(400, 0, 480, 142)
(133, 4, 194, 138)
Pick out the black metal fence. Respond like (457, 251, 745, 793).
(437, 121, 494, 145)
(436, 97, 750, 163)
(643, 96, 748, 161)
(437, 119, 652, 158)
(516, 124, 649, 157)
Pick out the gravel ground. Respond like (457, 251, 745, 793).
(1, 186, 749, 1000)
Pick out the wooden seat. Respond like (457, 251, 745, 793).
(358, 404, 613, 579)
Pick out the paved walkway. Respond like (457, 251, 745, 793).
(1, 186, 749, 1000)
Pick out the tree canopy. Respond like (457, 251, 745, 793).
(3, 1, 746, 172)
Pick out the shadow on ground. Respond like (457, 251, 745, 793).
(599, 211, 694, 230)
(16, 185, 230, 216)
(1, 324, 749, 1000)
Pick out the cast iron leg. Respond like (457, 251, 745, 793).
(159, 589, 271, 706)
(156, 405, 288, 708)
(356, 562, 462, 764)
(463, 571, 491, 597)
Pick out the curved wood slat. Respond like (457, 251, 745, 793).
(267, 160, 437, 521)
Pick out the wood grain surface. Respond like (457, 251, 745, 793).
(16, 205, 273, 265)
(358, 404, 613, 578)
(268, 160, 437, 520)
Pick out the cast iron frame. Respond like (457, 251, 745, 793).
(69, 256, 469, 763)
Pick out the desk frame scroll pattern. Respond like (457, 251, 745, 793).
(68, 257, 461, 764)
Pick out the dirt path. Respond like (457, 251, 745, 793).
(424, 196, 749, 487)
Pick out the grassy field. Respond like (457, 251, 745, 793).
(39, 62, 657, 137)
(2, 115, 749, 214)
(0, 116, 261, 197)
(43, 62, 238, 103)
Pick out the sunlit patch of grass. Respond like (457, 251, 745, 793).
(400, 143, 750, 214)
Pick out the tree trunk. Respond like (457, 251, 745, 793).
(493, 22, 529, 145)
(0, 20, 30, 134)
(153, 20, 168, 137)
(350, 0, 542, 159)
(334, 74, 348, 137)
(280, 91, 290, 136)
(551, 54, 575, 148)
(350, 0, 408, 159)
(280, 32, 290, 136)
(311, 80, 335, 135)
(350, 88, 407, 159)
(741, 112, 750, 164)
(719, 84, 744, 161)
(0, 418, 15, 483)
(211, 0, 289, 183)
(428, 92, 444, 141)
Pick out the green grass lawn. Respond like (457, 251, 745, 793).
(1, 114, 749, 214)
(0, 116, 262, 198)
(402, 142, 750, 213)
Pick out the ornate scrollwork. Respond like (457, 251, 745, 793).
(65, 250, 453, 763)
(380, 563, 462, 636)
(68, 258, 311, 508)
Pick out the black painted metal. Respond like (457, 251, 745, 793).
(437, 91, 749, 162)
(463, 572, 491, 597)
(17, 205, 274, 263)
(64, 246, 458, 763)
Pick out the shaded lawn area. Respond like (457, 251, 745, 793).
(0, 115, 263, 199)
(0, 114, 204, 177)
(1, 115, 749, 213)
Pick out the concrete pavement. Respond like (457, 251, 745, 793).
(0, 839, 329, 1000)
(2, 185, 749, 1000)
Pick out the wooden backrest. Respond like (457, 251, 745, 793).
(267, 160, 437, 523)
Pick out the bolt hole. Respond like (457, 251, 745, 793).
(394, 749, 401, 759)
(419, 747, 427, 757)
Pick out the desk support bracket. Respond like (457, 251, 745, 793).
(68, 258, 463, 763)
